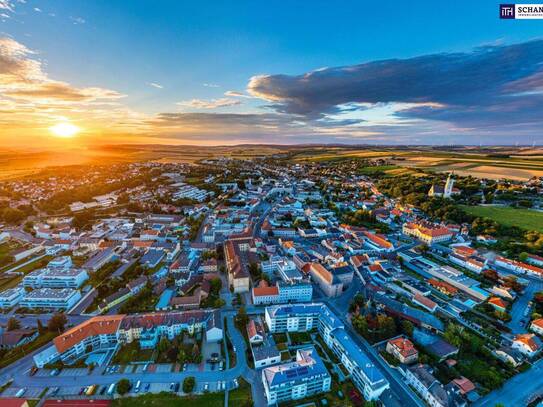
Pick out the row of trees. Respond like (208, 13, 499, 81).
(6, 313, 66, 334)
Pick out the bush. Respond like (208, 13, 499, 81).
(117, 378, 131, 395)
(183, 376, 195, 393)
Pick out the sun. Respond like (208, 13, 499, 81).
(50, 122, 80, 138)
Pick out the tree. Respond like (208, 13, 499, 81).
(7, 317, 20, 331)
(444, 324, 463, 348)
(177, 347, 187, 364)
(37, 319, 46, 335)
(236, 306, 249, 329)
(401, 320, 414, 337)
(1, 207, 26, 224)
(183, 376, 195, 393)
(47, 313, 67, 333)
(482, 269, 499, 282)
(157, 336, 170, 354)
(248, 262, 260, 278)
(116, 378, 131, 395)
(210, 277, 222, 294)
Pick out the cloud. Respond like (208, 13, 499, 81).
(70, 16, 85, 24)
(0, 1, 13, 12)
(224, 90, 254, 99)
(203, 83, 220, 88)
(177, 98, 242, 109)
(148, 82, 163, 89)
(0, 37, 124, 103)
(248, 40, 543, 133)
(33, 7, 41, 12)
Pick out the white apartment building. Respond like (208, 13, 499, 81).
(20, 288, 81, 310)
(23, 268, 89, 289)
(252, 282, 313, 305)
(265, 303, 390, 401)
(0, 288, 24, 309)
(262, 347, 331, 405)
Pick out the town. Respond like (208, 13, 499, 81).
(0, 155, 541, 407)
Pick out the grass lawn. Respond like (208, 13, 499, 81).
(228, 378, 252, 406)
(460, 205, 543, 233)
(111, 379, 252, 407)
(111, 391, 224, 407)
(0, 242, 13, 265)
(112, 342, 155, 364)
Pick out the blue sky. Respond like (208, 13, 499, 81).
(1, 0, 543, 146)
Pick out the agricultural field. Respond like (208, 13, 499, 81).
(289, 146, 543, 181)
(460, 205, 543, 233)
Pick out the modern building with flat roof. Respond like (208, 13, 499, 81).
(20, 288, 81, 311)
(264, 302, 389, 401)
(23, 268, 88, 289)
(0, 288, 24, 309)
(262, 347, 331, 405)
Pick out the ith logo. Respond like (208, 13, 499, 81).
(500, 4, 516, 18)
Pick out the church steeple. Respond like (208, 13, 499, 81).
(444, 172, 454, 198)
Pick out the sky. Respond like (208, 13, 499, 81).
(1, 0, 543, 149)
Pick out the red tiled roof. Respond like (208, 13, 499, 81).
(453, 377, 475, 394)
(54, 315, 124, 353)
(253, 285, 279, 297)
(388, 337, 418, 358)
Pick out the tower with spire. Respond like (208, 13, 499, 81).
(444, 172, 454, 198)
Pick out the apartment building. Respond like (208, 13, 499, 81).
(34, 310, 222, 367)
(265, 303, 389, 401)
(402, 222, 454, 245)
(262, 347, 331, 405)
(495, 256, 543, 278)
(23, 268, 89, 289)
(224, 235, 256, 293)
(20, 288, 81, 311)
(308, 263, 343, 297)
(406, 364, 466, 407)
(252, 281, 313, 305)
(0, 288, 24, 309)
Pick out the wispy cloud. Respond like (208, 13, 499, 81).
(0, 0, 14, 12)
(148, 82, 163, 89)
(177, 98, 241, 109)
(33, 7, 41, 12)
(224, 90, 254, 99)
(70, 16, 85, 25)
(203, 83, 220, 88)
(0, 37, 124, 103)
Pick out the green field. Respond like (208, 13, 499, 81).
(460, 205, 543, 233)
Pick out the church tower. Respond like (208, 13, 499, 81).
(444, 173, 454, 198)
